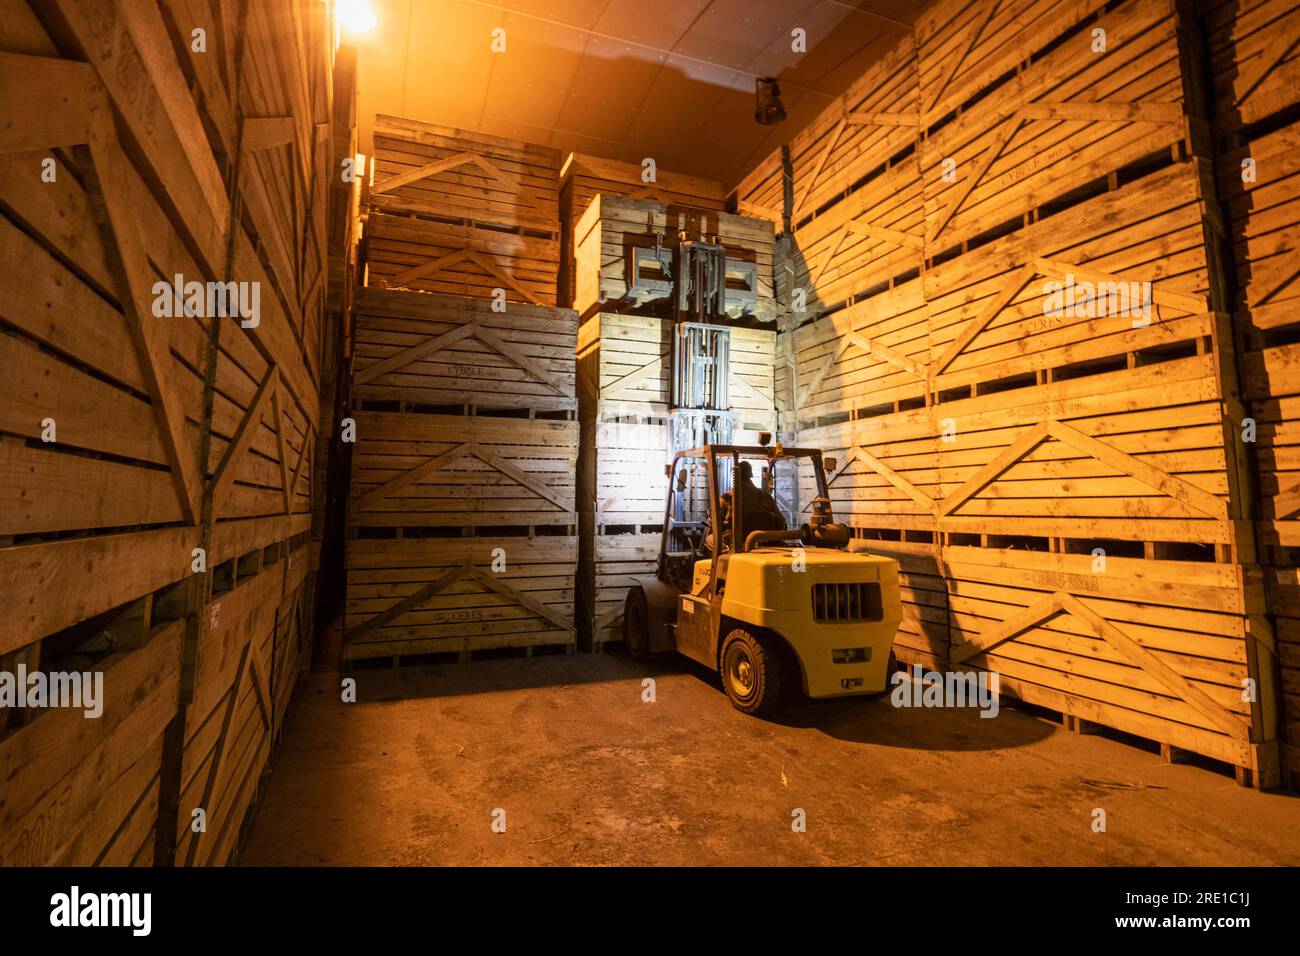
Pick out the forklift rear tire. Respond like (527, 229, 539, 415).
(719, 628, 783, 715)
(623, 587, 653, 663)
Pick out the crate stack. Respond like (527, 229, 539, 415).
(0, 0, 338, 865)
(576, 315, 778, 648)
(361, 115, 562, 306)
(344, 126, 580, 662)
(1207, 0, 1300, 788)
(735, 0, 1282, 785)
(558, 153, 727, 308)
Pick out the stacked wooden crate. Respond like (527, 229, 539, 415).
(362, 116, 562, 306)
(0, 0, 337, 865)
(572, 194, 778, 322)
(558, 153, 726, 308)
(1207, 0, 1300, 787)
(342, 288, 580, 662)
(742, 0, 1281, 784)
(576, 314, 778, 649)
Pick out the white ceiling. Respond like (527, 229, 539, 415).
(352, 0, 926, 189)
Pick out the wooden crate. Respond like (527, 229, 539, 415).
(1216, 112, 1300, 786)
(1206, 0, 1300, 135)
(915, 0, 1110, 125)
(352, 287, 578, 413)
(344, 536, 577, 660)
(788, 277, 930, 426)
(369, 115, 561, 232)
(348, 411, 578, 529)
(0, 0, 336, 862)
(177, 537, 310, 867)
(559, 152, 725, 308)
(572, 194, 776, 321)
(944, 545, 1272, 778)
(923, 163, 1219, 403)
(789, 154, 923, 314)
(0, 619, 183, 865)
(787, 32, 919, 228)
(921, 0, 1204, 257)
(364, 211, 560, 306)
(730, 146, 785, 229)
(580, 532, 662, 651)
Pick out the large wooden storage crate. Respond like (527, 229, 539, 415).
(363, 117, 561, 306)
(559, 153, 725, 308)
(572, 194, 776, 321)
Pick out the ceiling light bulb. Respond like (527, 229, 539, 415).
(337, 0, 377, 34)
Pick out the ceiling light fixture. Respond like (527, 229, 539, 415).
(337, 0, 377, 35)
(754, 77, 787, 126)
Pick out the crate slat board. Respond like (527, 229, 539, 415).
(352, 288, 578, 413)
(559, 152, 725, 308)
(920, 0, 1201, 258)
(576, 312, 776, 648)
(1206, 0, 1300, 134)
(348, 411, 579, 528)
(345, 536, 578, 660)
(0, 0, 335, 863)
(572, 194, 776, 321)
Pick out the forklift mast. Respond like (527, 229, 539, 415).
(669, 237, 736, 464)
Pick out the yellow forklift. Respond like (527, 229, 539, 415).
(622, 435, 902, 714)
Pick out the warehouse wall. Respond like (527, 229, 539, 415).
(732, 0, 1291, 787)
(0, 0, 345, 864)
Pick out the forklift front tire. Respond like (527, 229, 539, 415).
(719, 628, 783, 715)
(623, 586, 653, 663)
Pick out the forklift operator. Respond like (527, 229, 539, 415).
(706, 460, 785, 554)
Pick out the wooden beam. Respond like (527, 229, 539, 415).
(952, 591, 1062, 664)
(345, 561, 471, 642)
(210, 365, 278, 509)
(354, 324, 475, 385)
(0, 53, 98, 152)
(940, 420, 1050, 516)
(354, 442, 472, 512)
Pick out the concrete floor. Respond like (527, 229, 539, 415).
(242, 653, 1300, 866)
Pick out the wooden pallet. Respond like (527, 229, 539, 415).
(348, 411, 579, 528)
(369, 115, 561, 232)
(559, 152, 725, 308)
(352, 287, 578, 413)
(344, 536, 577, 660)
(572, 194, 776, 321)
(921, 0, 1203, 258)
(1206, 0, 1300, 135)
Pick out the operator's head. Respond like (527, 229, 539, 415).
(738, 460, 754, 482)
